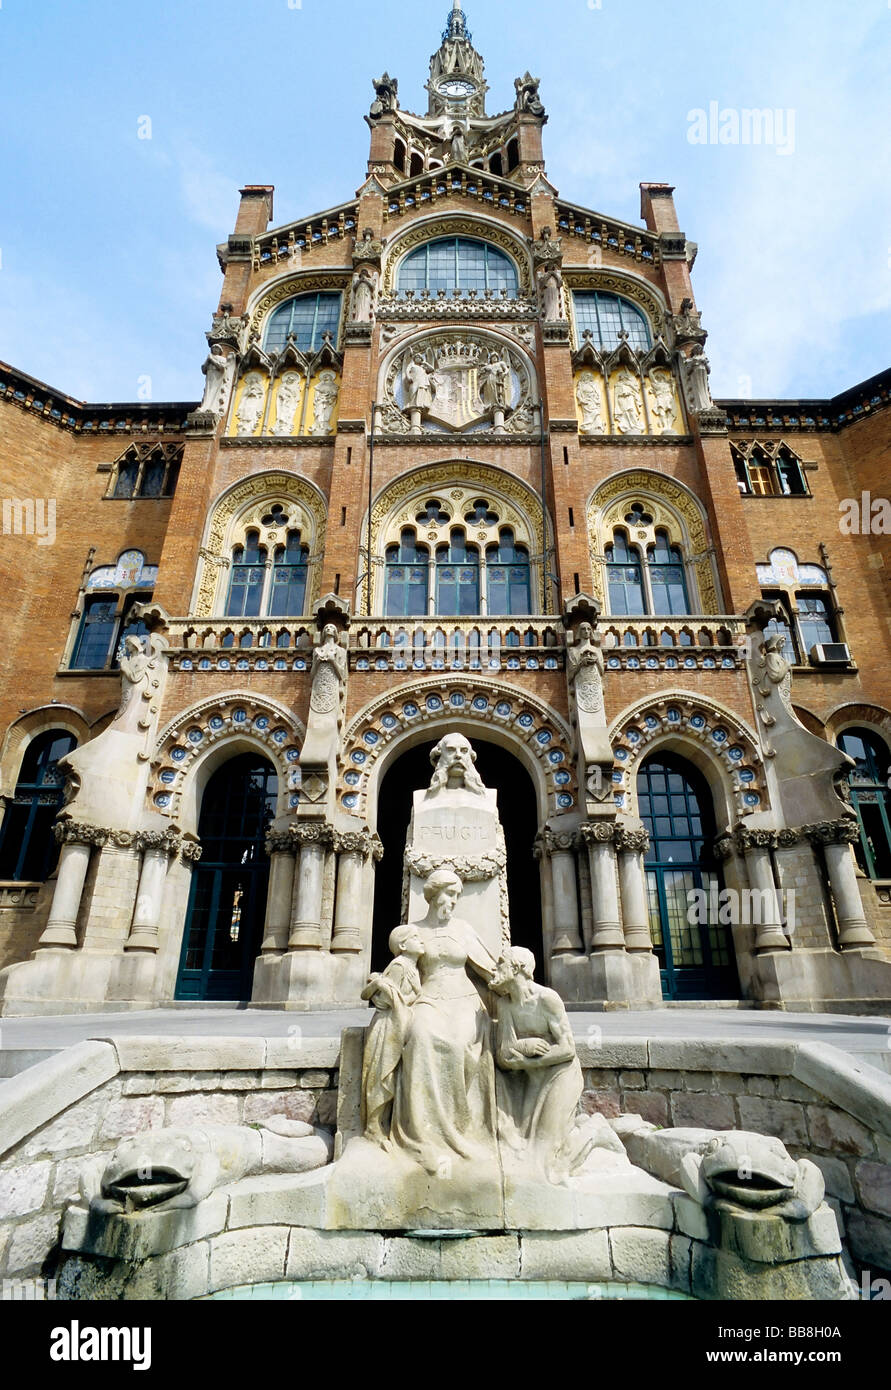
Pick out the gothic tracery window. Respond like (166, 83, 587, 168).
(109, 444, 181, 499)
(606, 528, 690, 617)
(385, 529, 430, 617)
(733, 443, 808, 497)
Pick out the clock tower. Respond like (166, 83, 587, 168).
(427, 0, 489, 119)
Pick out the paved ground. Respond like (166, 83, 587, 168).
(2, 1006, 890, 1074)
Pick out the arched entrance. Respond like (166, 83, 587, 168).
(175, 753, 277, 1001)
(371, 738, 542, 976)
(638, 752, 739, 1001)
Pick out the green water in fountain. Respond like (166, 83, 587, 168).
(207, 1280, 697, 1301)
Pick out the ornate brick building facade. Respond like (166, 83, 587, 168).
(1, 4, 890, 1015)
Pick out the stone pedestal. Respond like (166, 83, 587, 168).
(405, 785, 506, 958)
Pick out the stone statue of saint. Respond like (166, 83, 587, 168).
(310, 622, 347, 715)
(490, 947, 609, 1181)
(369, 73, 398, 119)
(449, 125, 468, 163)
(576, 372, 604, 433)
(613, 369, 644, 434)
(540, 265, 564, 322)
(427, 732, 486, 796)
(514, 71, 546, 117)
(404, 354, 433, 412)
(236, 373, 266, 436)
(567, 621, 605, 716)
(649, 369, 678, 433)
(350, 267, 377, 323)
(479, 352, 511, 411)
(309, 370, 339, 435)
(200, 343, 236, 418)
(683, 345, 714, 412)
(270, 372, 302, 436)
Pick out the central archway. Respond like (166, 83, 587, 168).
(371, 737, 543, 977)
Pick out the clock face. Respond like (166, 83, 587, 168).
(439, 79, 475, 98)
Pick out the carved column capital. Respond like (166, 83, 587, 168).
(135, 828, 181, 857)
(615, 825, 650, 855)
(266, 831, 299, 857)
(735, 826, 777, 855)
(333, 828, 383, 861)
(579, 820, 618, 846)
(292, 822, 335, 850)
(53, 820, 110, 849)
(807, 817, 860, 848)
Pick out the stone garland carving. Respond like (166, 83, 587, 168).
(334, 829, 384, 861)
(291, 823, 335, 849)
(134, 829, 181, 857)
(587, 470, 719, 614)
(53, 821, 111, 849)
(404, 846, 507, 881)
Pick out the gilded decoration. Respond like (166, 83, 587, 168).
(339, 677, 576, 821)
(608, 693, 766, 821)
(587, 470, 720, 615)
(381, 216, 533, 296)
(150, 694, 305, 822)
(381, 329, 535, 436)
(195, 473, 327, 618)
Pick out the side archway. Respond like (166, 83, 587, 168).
(609, 691, 766, 827)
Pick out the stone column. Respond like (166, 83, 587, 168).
(37, 823, 106, 949)
(577, 847, 594, 954)
(332, 830, 382, 954)
(533, 832, 556, 961)
(125, 830, 180, 952)
(288, 824, 332, 950)
(814, 821, 877, 949)
(541, 828, 583, 953)
(580, 821, 625, 951)
(738, 829, 789, 952)
(261, 831, 298, 954)
(616, 824, 653, 952)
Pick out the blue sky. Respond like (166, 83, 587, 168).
(0, 0, 888, 404)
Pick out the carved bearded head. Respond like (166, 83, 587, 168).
(428, 733, 486, 795)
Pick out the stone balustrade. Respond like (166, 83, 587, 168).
(600, 616, 747, 671)
(555, 202, 660, 265)
(349, 617, 564, 672)
(252, 206, 359, 269)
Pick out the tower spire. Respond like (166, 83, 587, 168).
(443, 1, 471, 45)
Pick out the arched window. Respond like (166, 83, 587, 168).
(639, 754, 738, 1000)
(435, 531, 480, 615)
(572, 291, 652, 352)
(226, 532, 267, 618)
(606, 532, 646, 616)
(264, 292, 342, 355)
(109, 445, 182, 499)
(606, 527, 691, 617)
(385, 529, 430, 617)
(486, 529, 531, 615)
(268, 530, 309, 617)
(647, 531, 690, 616)
(69, 550, 157, 671)
(397, 238, 519, 299)
(837, 729, 891, 880)
(0, 730, 77, 882)
(733, 443, 808, 498)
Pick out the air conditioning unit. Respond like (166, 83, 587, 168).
(810, 643, 851, 665)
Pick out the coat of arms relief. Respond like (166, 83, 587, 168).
(383, 333, 535, 435)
